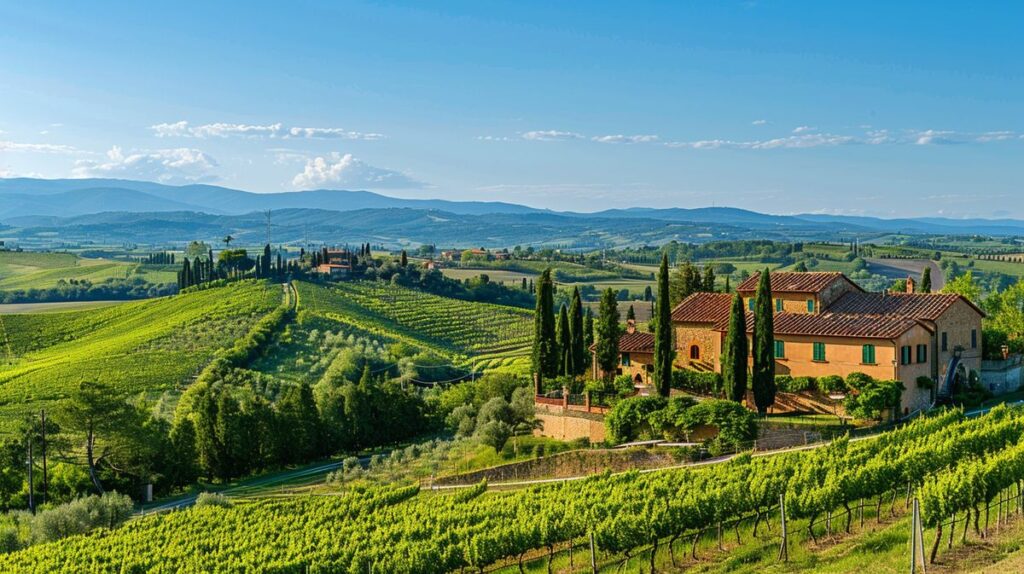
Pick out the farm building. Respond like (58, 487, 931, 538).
(598, 271, 984, 415)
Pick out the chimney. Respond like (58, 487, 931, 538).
(626, 319, 636, 334)
(905, 276, 915, 294)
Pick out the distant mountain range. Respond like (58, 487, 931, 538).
(1, 178, 1022, 248)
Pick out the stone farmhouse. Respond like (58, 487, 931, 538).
(603, 271, 985, 415)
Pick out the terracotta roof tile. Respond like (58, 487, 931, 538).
(826, 291, 985, 320)
(619, 330, 655, 353)
(732, 312, 933, 340)
(736, 271, 861, 294)
(670, 292, 734, 326)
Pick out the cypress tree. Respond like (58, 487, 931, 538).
(181, 258, 192, 288)
(751, 269, 777, 415)
(400, 250, 408, 267)
(556, 304, 571, 376)
(531, 269, 558, 380)
(263, 244, 272, 277)
(583, 308, 594, 350)
(653, 254, 675, 396)
(724, 275, 731, 293)
(569, 287, 586, 376)
(702, 266, 716, 292)
(723, 292, 749, 403)
(921, 267, 932, 293)
(595, 288, 621, 381)
(626, 304, 636, 322)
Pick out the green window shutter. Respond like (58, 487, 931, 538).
(776, 299, 783, 312)
(748, 299, 755, 311)
(813, 342, 826, 362)
(807, 299, 815, 313)
(941, 332, 948, 351)
(972, 329, 978, 349)
(774, 340, 785, 358)
(621, 353, 630, 366)
(862, 344, 876, 364)
(917, 344, 927, 363)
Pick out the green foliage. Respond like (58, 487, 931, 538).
(843, 373, 904, 420)
(5, 408, 1024, 572)
(817, 374, 847, 394)
(594, 288, 621, 379)
(568, 287, 587, 377)
(775, 375, 815, 393)
(942, 270, 982, 302)
(604, 396, 667, 443)
(653, 254, 674, 396)
(670, 369, 722, 395)
(722, 292, 749, 402)
(194, 492, 232, 509)
(531, 268, 558, 380)
(751, 269, 776, 414)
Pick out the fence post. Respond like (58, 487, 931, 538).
(778, 494, 788, 562)
(910, 498, 926, 574)
(590, 531, 598, 573)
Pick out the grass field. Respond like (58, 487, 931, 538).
(0, 251, 178, 290)
(0, 280, 280, 432)
(0, 300, 130, 314)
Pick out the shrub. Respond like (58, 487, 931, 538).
(818, 375, 847, 394)
(844, 379, 904, 420)
(916, 376, 935, 390)
(604, 396, 668, 444)
(30, 492, 134, 544)
(671, 369, 722, 395)
(195, 492, 233, 509)
(681, 399, 758, 450)
(844, 372, 874, 390)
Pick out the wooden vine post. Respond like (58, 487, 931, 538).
(910, 498, 926, 574)
(778, 494, 788, 562)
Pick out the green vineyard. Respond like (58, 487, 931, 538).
(296, 281, 533, 361)
(0, 280, 281, 432)
(5, 405, 1024, 572)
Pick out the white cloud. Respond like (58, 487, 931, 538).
(521, 130, 584, 141)
(291, 153, 423, 190)
(751, 119, 768, 126)
(792, 126, 816, 134)
(666, 132, 856, 150)
(71, 146, 219, 183)
(151, 121, 383, 140)
(476, 135, 514, 142)
(591, 134, 660, 144)
(0, 140, 81, 154)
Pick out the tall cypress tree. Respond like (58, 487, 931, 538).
(626, 305, 636, 322)
(262, 244, 272, 277)
(595, 288, 621, 381)
(531, 268, 558, 381)
(400, 250, 408, 267)
(921, 267, 932, 293)
(723, 292, 749, 402)
(556, 304, 571, 376)
(569, 287, 586, 376)
(751, 269, 777, 415)
(702, 266, 716, 292)
(653, 254, 675, 396)
(583, 308, 594, 350)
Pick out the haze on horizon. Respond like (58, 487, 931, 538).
(0, 1, 1021, 218)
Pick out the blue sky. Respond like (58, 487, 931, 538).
(1, 1, 1022, 217)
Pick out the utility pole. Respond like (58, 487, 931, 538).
(40, 409, 48, 505)
(26, 436, 34, 515)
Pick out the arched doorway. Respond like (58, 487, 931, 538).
(689, 345, 700, 360)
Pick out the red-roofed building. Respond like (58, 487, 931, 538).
(591, 319, 656, 394)
(667, 271, 984, 414)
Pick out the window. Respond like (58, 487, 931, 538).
(748, 298, 755, 311)
(972, 329, 978, 349)
(813, 342, 826, 362)
(807, 299, 816, 313)
(774, 340, 785, 359)
(917, 344, 928, 363)
(941, 332, 948, 352)
(689, 345, 700, 360)
(776, 299, 783, 312)
(862, 344, 876, 365)
(621, 353, 631, 366)
(900, 346, 911, 365)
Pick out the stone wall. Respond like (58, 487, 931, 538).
(534, 404, 607, 443)
(982, 356, 1023, 395)
(674, 322, 721, 370)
